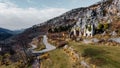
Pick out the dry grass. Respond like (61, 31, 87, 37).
(41, 49, 73, 68)
(41, 36, 120, 68)
(68, 41, 120, 68)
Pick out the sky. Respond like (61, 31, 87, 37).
(0, 0, 101, 30)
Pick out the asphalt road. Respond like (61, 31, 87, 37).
(32, 35, 56, 53)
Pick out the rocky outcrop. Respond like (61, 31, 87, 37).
(69, 0, 120, 37)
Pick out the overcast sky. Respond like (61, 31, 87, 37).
(0, 0, 101, 30)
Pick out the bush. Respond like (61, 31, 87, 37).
(96, 23, 104, 33)
(103, 23, 109, 30)
(97, 23, 104, 30)
(48, 25, 73, 33)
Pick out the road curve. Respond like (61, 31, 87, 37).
(31, 35, 56, 54)
(31, 35, 56, 68)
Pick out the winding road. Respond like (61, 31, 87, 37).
(31, 35, 56, 68)
(31, 35, 56, 54)
(31, 35, 91, 68)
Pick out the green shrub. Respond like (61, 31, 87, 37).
(48, 24, 73, 33)
(97, 23, 104, 30)
(103, 23, 109, 30)
(96, 23, 104, 33)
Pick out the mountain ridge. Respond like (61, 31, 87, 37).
(0, 27, 14, 41)
(4, 0, 120, 49)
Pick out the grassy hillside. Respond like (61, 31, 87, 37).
(41, 40, 120, 68)
(41, 49, 73, 68)
(68, 41, 120, 68)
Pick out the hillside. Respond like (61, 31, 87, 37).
(0, 28, 25, 41)
(1, 0, 120, 67)
(8, 0, 120, 45)
(0, 28, 14, 41)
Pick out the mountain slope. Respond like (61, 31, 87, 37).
(1, 0, 120, 67)
(0, 28, 14, 41)
(6, 0, 120, 49)
(0, 28, 25, 41)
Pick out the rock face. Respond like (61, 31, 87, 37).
(32, 0, 120, 30)
(109, 37, 120, 43)
(69, 0, 120, 37)
(83, 24, 95, 37)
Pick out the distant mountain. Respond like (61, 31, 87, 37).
(0, 28, 14, 41)
(0, 28, 25, 41)
(13, 29, 25, 34)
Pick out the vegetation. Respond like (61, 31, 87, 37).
(68, 41, 120, 68)
(96, 23, 110, 33)
(34, 41, 45, 51)
(82, 48, 107, 66)
(48, 25, 73, 33)
(0, 53, 14, 68)
(103, 23, 109, 30)
(0, 33, 13, 40)
(41, 40, 120, 68)
(97, 23, 104, 30)
(41, 49, 73, 68)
